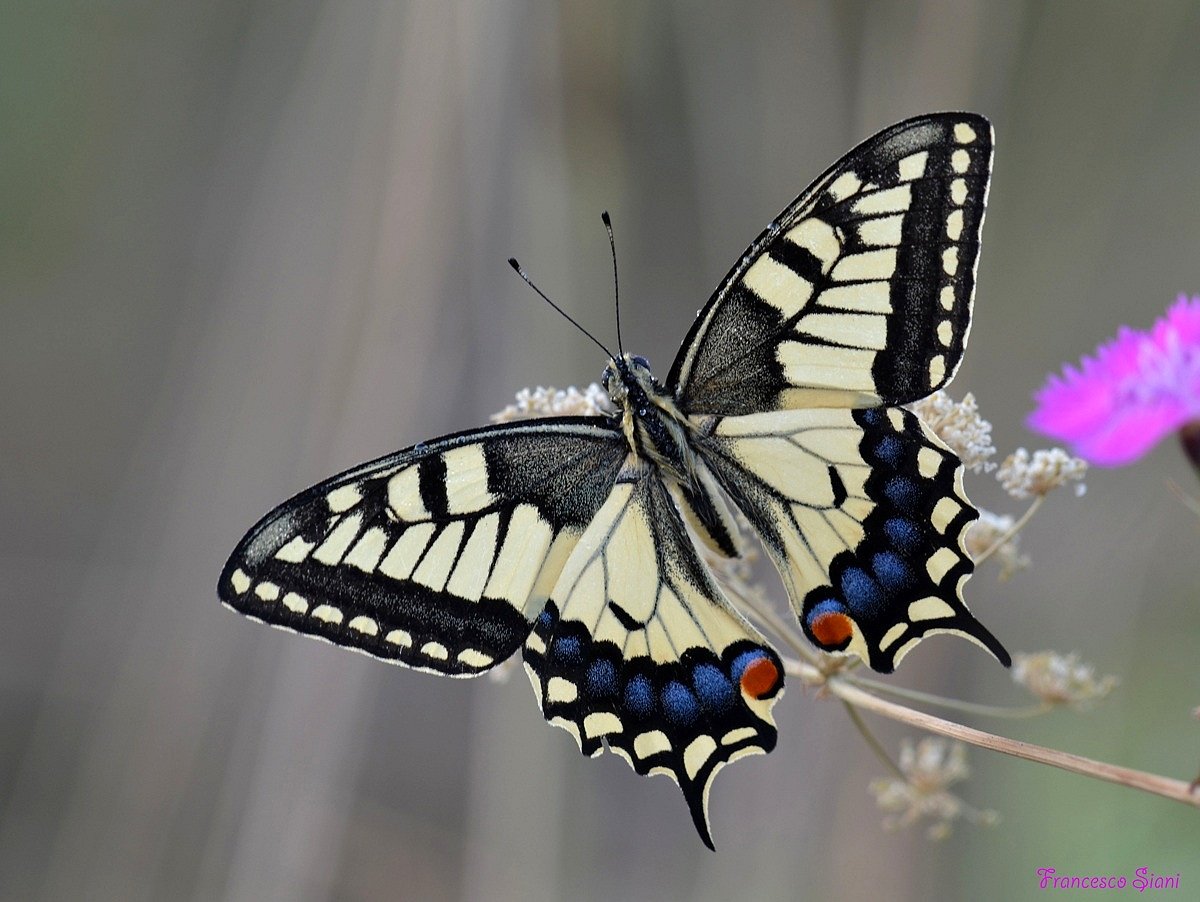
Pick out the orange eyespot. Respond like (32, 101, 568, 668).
(739, 656, 781, 699)
(810, 611, 854, 649)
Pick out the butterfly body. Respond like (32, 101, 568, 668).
(605, 354, 692, 480)
(220, 113, 1007, 848)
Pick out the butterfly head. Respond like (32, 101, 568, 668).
(602, 353, 663, 411)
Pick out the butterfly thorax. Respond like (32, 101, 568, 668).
(604, 354, 698, 484)
(603, 354, 742, 559)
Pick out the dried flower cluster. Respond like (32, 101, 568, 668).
(907, 391, 996, 472)
(1012, 651, 1118, 710)
(870, 738, 998, 840)
(490, 383, 612, 423)
(907, 391, 1085, 580)
(997, 448, 1088, 499)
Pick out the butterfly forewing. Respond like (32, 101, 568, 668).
(219, 419, 626, 675)
(522, 464, 783, 849)
(669, 113, 992, 415)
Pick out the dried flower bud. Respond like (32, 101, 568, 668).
(869, 738, 998, 840)
(907, 391, 997, 472)
(1012, 651, 1118, 709)
(491, 384, 614, 423)
(996, 447, 1088, 499)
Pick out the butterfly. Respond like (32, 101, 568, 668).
(219, 112, 1009, 848)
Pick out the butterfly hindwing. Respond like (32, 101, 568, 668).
(219, 419, 626, 675)
(669, 113, 992, 415)
(697, 405, 1008, 673)
(522, 463, 784, 849)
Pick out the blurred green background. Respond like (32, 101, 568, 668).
(3, 2, 1199, 900)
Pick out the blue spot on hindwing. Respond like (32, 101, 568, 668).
(884, 476, 921, 511)
(872, 551, 911, 590)
(730, 648, 768, 683)
(661, 681, 700, 725)
(807, 598, 845, 619)
(840, 567, 884, 611)
(884, 517, 922, 552)
(553, 635, 582, 664)
(624, 674, 655, 718)
(874, 435, 904, 466)
(691, 663, 734, 712)
(586, 659, 618, 697)
(536, 609, 555, 630)
(859, 408, 884, 426)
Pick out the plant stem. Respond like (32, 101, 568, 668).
(827, 675, 1200, 807)
(842, 698, 904, 779)
(1165, 478, 1200, 518)
(848, 675, 1051, 719)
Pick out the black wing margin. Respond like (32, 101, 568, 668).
(218, 418, 627, 676)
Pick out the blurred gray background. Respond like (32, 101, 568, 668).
(3, 2, 1199, 900)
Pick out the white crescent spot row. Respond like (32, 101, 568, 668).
(226, 565, 500, 669)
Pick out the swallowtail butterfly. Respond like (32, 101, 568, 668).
(219, 112, 1009, 848)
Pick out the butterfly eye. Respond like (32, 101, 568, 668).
(602, 368, 627, 405)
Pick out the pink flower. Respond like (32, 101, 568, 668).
(1029, 295, 1200, 466)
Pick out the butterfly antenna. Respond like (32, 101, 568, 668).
(602, 211, 624, 357)
(507, 258, 615, 361)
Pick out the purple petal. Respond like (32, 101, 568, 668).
(1158, 295, 1200, 346)
(1071, 400, 1187, 466)
(1028, 370, 1117, 442)
(1027, 296, 1200, 467)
